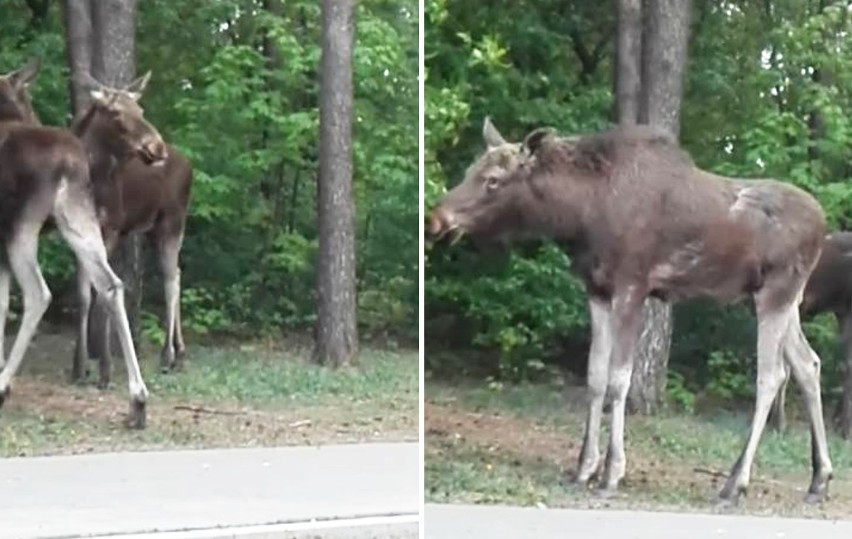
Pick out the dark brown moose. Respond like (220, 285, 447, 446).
(0, 59, 167, 428)
(797, 232, 852, 438)
(68, 73, 193, 387)
(428, 118, 833, 505)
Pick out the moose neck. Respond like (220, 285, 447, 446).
(72, 105, 128, 179)
(518, 157, 597, 244)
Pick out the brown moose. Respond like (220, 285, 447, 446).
(428, 118, 833, 505)
(0, 59, 167, 427)
(68, 73, 193, 387)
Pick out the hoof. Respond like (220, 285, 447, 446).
(594, 487, 619, 500)
(0, 386, 9, 408)
(97, 379, 111, 391)
(126, 398, 147, 429)
(805, 490, 828, 504)
(716, 486, 743, 510)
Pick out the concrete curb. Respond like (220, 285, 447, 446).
(66, 514, 420, 539)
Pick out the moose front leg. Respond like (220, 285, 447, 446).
(576, 296, 613, 484)
(598, 287, 645, 495)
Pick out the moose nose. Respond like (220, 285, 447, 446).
(427, 207, 456, 237)
(149, 139, 168, 161)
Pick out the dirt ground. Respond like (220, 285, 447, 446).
(0, 330, 417, 456)
(425, 397, 852, 519)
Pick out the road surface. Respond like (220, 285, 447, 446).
(0, 443, 419, 539)
(425, 503, 852, 539)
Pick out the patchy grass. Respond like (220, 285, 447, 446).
(426, 377, 852, 519)
(0, 332, 417, 457)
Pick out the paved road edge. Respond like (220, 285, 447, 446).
(62, 514, 420, 539)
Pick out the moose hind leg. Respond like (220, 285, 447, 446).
(158, 232, 183, 372)
(719, 304, 791, 504)
(72, 265, 93, 382)
(0, 224, 52, 404)
(0, 263, 10, 369)
(52, 178, 148, 428)
(784, 313, 832, 503)
(576, 297, 612, 484)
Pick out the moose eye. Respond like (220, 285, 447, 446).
(485, 176, 500, 191)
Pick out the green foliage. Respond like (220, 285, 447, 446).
(0, 0, 417, 342)
(666, 370, 696, 414)
(706, 350, 753, 401)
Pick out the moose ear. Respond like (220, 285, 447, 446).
(9, 57, 40, 88)
(522, 127, 555, 156)
(125, 70, 151, 99)
(483, 117, 507, 148)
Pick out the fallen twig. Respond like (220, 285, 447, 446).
(173, 405, 245, 416)
(694, 467, 728, 479)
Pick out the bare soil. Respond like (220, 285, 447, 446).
(426, 399, 852, 519)
(0, 331, 416, 456)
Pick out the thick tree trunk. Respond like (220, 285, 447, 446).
(91, 0, 144, 347)
(614, 0, 642, 125)
(62, 0, 94, 117)
(638, 0, 691, 133)
(839, 314, 852, 439)
(627, 0, 691, 414)
(314, 0, 358, 367)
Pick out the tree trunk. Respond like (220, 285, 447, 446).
(314, 0, 358, 367)
(628, 0, 691, 414)
(614, 0, 642, 125)
(62, 0, 94, 117)
(839, 314, 852, 439)
(91, 0, 144, 346)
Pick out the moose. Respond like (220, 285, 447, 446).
(791, 232, 852, 438)
(68, 73, 193, 387)
(0, 60, 168, 427)
(428, 118, 833, 505)
(1, 61, 193, 387)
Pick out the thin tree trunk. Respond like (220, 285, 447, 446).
(314, 0, 358, 367)
(62, 0, 94, 118)
(91, 0, 143, 347)
(629, 0, 691, 414)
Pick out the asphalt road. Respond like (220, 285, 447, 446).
(425, 503, 852, 539)
(0, 443, 419, 539)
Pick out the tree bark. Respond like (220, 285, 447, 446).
(91, 0, 144, 347)
(839, 314, 852, 439)
(314, 0, 358, 367)
(627, 0, 691, 414)
(614, 0, 642, 124)
(62, 0, 94, 117)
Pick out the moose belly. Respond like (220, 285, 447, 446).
(648, 248, 761, 304)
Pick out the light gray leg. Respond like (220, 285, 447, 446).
(72, 265, 93, 382)
(576, 296, 612, 483)
(158, 232, 183, 372)
(52, 178, 148, 428)
(96, 292, 113, 389)
(0, 263, 10, 370)
(783, 309, 833, 503)
(720, 304, 792, 503)
(599, 288, 645, 493)
(0, 224, 52, 400)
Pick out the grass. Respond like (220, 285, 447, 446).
(0, 333, 418, 457)
(426, 376, 852, 518)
